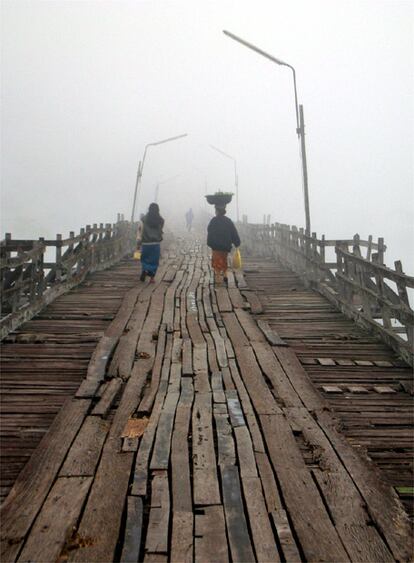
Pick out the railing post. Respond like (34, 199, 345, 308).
(394, 260, 413, 345)
(372, 252, 392, 329)
(4, 233, 12, 262)
(105, 223, 112, 262)
(37, 237, 45, 297)
(377, 237, 385, 265)
(353, 233, 361, 257)
(77, 228, 85, 275)
(366, 235, 373, 261)
(55, 234, 62, 282)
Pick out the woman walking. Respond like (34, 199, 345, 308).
(137, 203, 164, 283)
(207, 205, 240, 284)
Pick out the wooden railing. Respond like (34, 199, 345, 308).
(1, 215, 138, 339)
(239, 222, 414, 366)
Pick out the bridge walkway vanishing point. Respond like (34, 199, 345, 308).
(1, 234, 413, 563)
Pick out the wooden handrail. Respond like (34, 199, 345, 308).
(239, 221, 413, 366)
(1, 216, 138, 339)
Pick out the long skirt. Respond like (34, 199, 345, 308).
(211, 250, 228, 274)
(141, 243, 161, 277)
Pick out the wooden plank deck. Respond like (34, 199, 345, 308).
(243, 258, 414, 522)
(1, 238, 412, 562)
(0, 259, 142, 505)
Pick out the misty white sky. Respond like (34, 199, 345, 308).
(1, 0, 413, 271)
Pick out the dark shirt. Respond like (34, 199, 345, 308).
(142, 216, 164, 243)
(207, 215, 240, 252)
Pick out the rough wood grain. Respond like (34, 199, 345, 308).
(194, 506, 228, 563)
(18, 476, 92, 563)
(1, 398, 90, 563)
(60, 416, 109, 477)
(120, 496, 143, 563)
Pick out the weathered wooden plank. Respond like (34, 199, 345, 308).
(171, 336, 182, 364)
(1, 398, 90, 563)
(214, 412, 236, 467)
(255, 451, 283, 512)
(171, 403, 193, 512)
(242, 290, 263, 314)
(252, 341, 302, 407)
(87, 335, 117, 380)
(322, 385, 343, 393)
(60, 416, 109, 477)
(286, 407, 394, 562)
(220, 465, 256, 563)
(373, 385, 396, 393)
(75, 378, 100, 399)
(91, 377, 122, 417)
(137, 326, 167, 414)
(18, 476, 92, 563)
(105, 286, 141, 338)
(131, 404, 165, 496)
(232, 346, 281, 415)
(221, 312, 250, 348)
(227, 287, 245, 309)
(194, 506, 228, 563)
(192, 393, 221, 506)
(204, 333, 220, 374)
(131, 361, 170, 497)
(234, 425, 257, 478)
(171, 384, 194, 562)
(150, 392, 180, 470)
(271, 510, 301, 562)
(68, 357, 149, 562)
(116, 299, 151, 378)
(171, 511, 193, 563)
(182, 338, 193, 375)
(225, 389, 246, 427)
(143, 554, 168, 563)
(120, 496, 143, 563)
(257, 319, 288, 346)
(317, 357, 337, 366)
(215, 286, 232, 312)
(234, 269, 248, 289)
(235, 308, 266, 342)
(273, 346, 327, 410)
(316, 409, 413, 562)
(242, 476, 280, 562)
(145, 472, 170, 555)
(260, 414, 350, 562)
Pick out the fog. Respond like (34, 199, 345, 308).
(1, 0, 413, 271)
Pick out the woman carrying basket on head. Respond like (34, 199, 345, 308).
(207, 205, 240, 284)
(136, 203, 164, 283)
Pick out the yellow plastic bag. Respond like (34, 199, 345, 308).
(232, 248, 242, 269)
(133, 250, 141, 260)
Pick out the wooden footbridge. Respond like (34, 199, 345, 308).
(1, 218, 413, 562)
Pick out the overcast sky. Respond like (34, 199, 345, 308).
(1, 0, 413, 270)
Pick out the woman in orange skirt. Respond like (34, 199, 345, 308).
(207, 206, 240, 284)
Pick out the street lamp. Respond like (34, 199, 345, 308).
(223, 30, 311, 235)
(209, 144, 239, 222)
(131, 133, 188, 222)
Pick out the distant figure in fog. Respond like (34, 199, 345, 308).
(185, 208, 194, 232)
(137, 203, 164, 283)
(207, 205, 240, 284)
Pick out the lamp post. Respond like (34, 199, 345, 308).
(223, 30, 311, 235)
(131, 133, 188, 222)
(209, 144, 239, 222)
